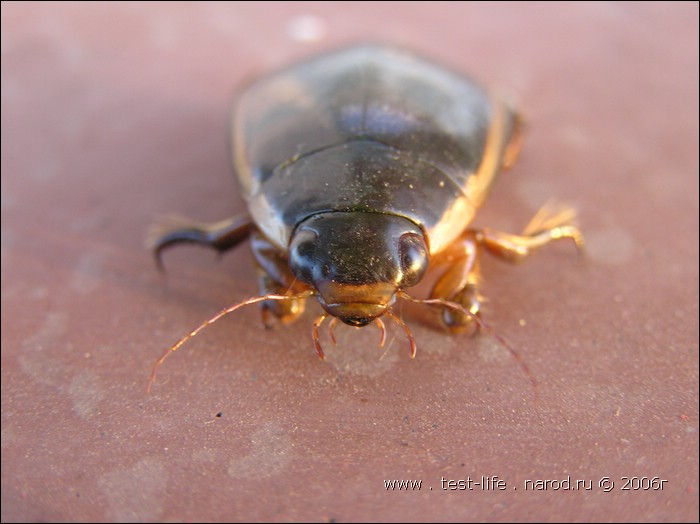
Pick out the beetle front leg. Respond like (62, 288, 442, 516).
(250, 230, 309, 327)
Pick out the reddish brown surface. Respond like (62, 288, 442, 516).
(2, 2, 698, 522)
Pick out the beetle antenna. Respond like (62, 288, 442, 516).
(398, 291, 538, 400)
(148, 290, 314, 393)
(384, 310, 417, 358)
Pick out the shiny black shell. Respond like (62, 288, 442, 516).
(231, 44, 518, 254)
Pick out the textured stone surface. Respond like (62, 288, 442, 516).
(2, 2, 698, 521)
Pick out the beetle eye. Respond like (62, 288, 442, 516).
(398, 232, 428, 286)
(289, 229, 319, 284)
(290, 229, 318, 257)
(295, 238, 316, 259)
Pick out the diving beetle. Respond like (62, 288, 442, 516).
(148, 44, 583, 388)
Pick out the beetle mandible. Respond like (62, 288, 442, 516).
(148, 44, 583, 388)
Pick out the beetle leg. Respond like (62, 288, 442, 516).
(250, 230, 309, 327)
(475, 203, 584, 263)
(148, 213, 253, 270)
(430, 235, 484, 335)
(431, 204, 583, 333)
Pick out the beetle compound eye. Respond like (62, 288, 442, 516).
(290, 229, 318, 257)
(289, 229, 320, 284)
(295, 239, 316, 259)
(399, 232, 428, 286)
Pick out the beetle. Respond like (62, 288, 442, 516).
(147, 44, 583, 389)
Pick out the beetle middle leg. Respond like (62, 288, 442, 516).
(432, 203, 583, 333)
(250, 230, 309, 327)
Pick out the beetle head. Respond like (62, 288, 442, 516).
(289, 212, 429, 326)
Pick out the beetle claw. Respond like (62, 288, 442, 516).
(153, 249, 167, 274)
